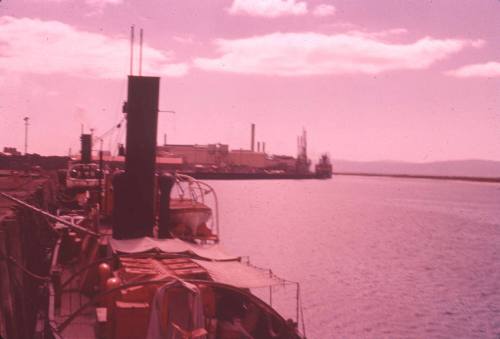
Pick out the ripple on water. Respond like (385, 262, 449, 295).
(210, 177, 500, 338)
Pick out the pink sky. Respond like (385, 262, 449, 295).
(1, 0, 499, 162)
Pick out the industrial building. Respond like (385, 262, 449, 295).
(157, 144, 288, 172)
(155, 124, 309, 174)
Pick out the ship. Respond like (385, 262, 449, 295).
(0, 74, 306, 339)
(314, 154, 333, 179)
(63, 134, 104, 191)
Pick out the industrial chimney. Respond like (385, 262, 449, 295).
(251, 123, 255, 152)
(80, 134, 92, 163)
(113, 76, 160, 239)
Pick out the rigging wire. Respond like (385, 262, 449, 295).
(94, 117, 125, 144)
(0, 249, 51, 282)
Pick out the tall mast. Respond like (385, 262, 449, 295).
(139, 28, 143, 76)
(129, 25, 135, 75)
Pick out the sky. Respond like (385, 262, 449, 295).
(0, 0, 499, 162)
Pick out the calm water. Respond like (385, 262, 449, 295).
(209, 176, 500, 338)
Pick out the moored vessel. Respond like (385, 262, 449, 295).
(315, 154, 333, 179)
(1, 74, 306, 338)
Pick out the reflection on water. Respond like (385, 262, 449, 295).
(209, 176, 500, 338)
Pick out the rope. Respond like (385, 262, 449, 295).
(0, 249, 51, 282)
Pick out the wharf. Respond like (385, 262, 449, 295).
(182, 171, 320, 180)
(333, 171, 500, 183)
(0, 172, 48, 219)
(0, 172, 58, 339)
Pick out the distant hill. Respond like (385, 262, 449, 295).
(332, 159, 500, 178)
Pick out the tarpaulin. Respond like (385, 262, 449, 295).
(110, 237, 239, 261)
(193, 260, 287, 289)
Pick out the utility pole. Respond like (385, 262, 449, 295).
(23, 117, 29, 155)
(98, 138, 104, 207)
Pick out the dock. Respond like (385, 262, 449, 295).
(0, 172, 59, 339)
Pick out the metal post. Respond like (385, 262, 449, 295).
(99, 139, 104, 207)
(139, 28, 143, 76)
(269, 269, 273, 306)
(23, 117, 29, 155)
(296, 283, 300, 324)
(130, 25, 135, 75)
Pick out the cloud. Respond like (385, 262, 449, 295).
(84, 0, 124, 16)
(228, 0, 307, 18)
(85, 0, 123, 7)
(31, 0, 123, 7)
(445, 61, 500, 78)
(173, 35, 196, 44)
(194, 32, 482, 76)
(0, 16, 188, 79)
(347, 28, 408, 39)
(87, 0, 122, 3)
(312, 4, 336, 17)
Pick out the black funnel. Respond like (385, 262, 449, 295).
(113, 76, 160, 239)
(80, 134, 92, 163)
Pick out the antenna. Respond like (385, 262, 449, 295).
(139, 28, 143, 76)
(130, 25, 135, 75)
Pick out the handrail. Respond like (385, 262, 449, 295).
(56, 277, 174, 332)
(0, 192, 100, 237)
(174, 174, 220, 239)
(49, 249, 305, 337)
(54, 277, 298, 335)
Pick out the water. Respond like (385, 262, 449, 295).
(209, 176, 500, 338)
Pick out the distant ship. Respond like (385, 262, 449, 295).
(315, 154, 333, 179)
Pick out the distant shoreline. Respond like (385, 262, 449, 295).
(332, 172, 500, 183)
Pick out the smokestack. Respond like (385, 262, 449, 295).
(251, 123, 255, 152)
(263, 142, 266, 153)
(113, 76, 160, 239)
(257, 142, 260, 153)
(80, 134, 92, 163)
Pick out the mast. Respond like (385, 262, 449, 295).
(139, 28, 143, 76)
(129, 25, 135, 75)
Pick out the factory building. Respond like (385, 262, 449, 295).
(155, 124, 307, 173)
(157, 144, 229, 167)
(156, 143, 297, 171)
(227, 149, 267, 168)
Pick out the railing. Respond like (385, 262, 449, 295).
(173, 173, 220, 240)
